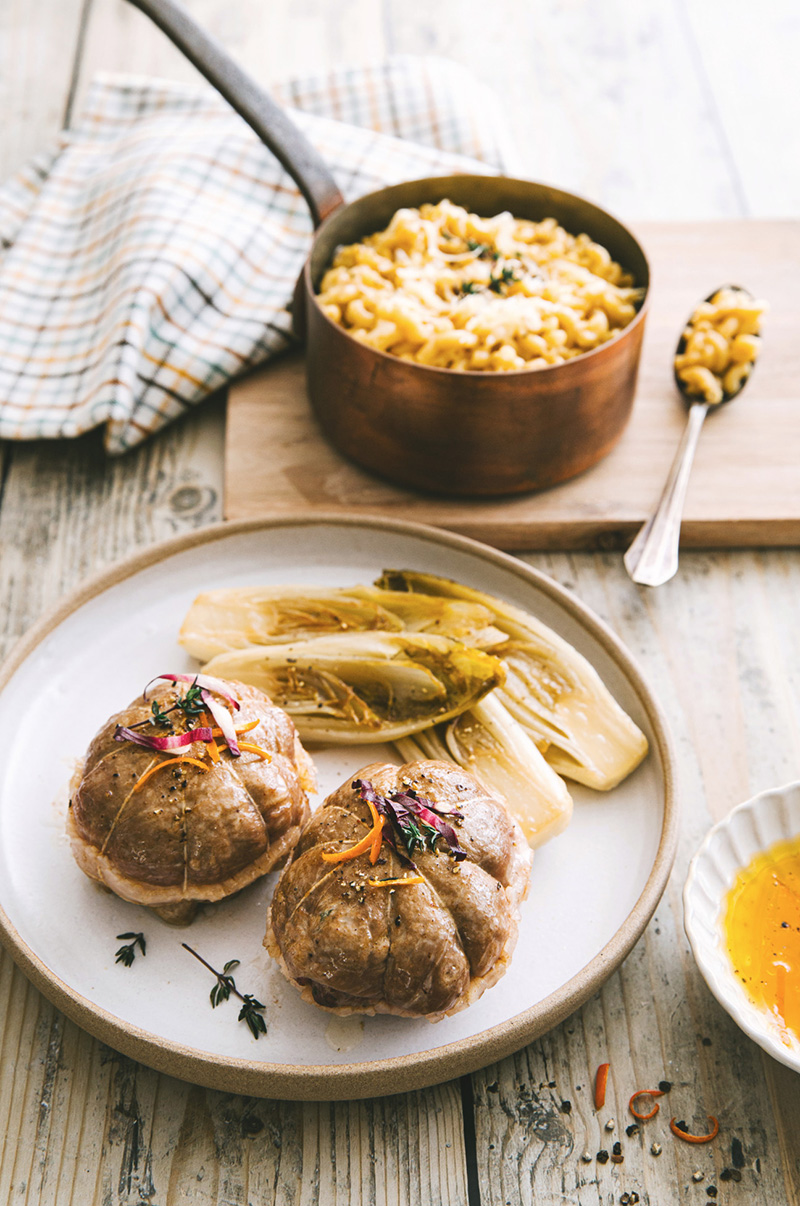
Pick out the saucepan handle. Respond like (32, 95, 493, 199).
(126, 0, 345, 228)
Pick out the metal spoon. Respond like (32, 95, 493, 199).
(624, 285, 759, 587)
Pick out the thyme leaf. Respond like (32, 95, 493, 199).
(115, 932, 146, 967)
(175, 683, 205, 720)
(489, 265, 518, 293)
(466, 239, 498, 259)
(355, 780, 467, 863)
(127, 689, 198, 733)
(209, 959, 241, 1008)
(150, 699, 173, 727)
(239, 995, 268, 1039)
(182, 945, 267, 1039)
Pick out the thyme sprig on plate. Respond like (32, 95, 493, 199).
(115, 932, 146, 966)
(182, 944, 267, 1040)
(209, 959, 240, 1007)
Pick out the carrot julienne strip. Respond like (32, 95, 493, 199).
(198, 711, 220, 764)
(367, 875, 425, 887)
(322, 798, 388, 866)
(629, 1090, 664, 1121)
(369, 818, 385, 865)
(133, 756, 209, 792)
(210, 719, 260, 738)
(669, 1116, 719, 1144)
(237, 741, 272, 762)
(322, 827, 378, 864)
(365, 800, 385, 864)
(594, 1063, 610, 1110)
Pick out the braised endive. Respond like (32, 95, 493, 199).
(180, 585, 504, 660)
(378, 570, 648, 790)
(395, 693, 573, 847)
(201, 632, 504, 743)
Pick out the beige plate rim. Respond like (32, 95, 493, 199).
(0, 513, 677, 1100)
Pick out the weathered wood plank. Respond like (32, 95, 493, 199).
(0, 401, 226, 658)
(4, 1, 800, 1204)
(0, 0, 87, 180)
(72, 0, 386, 116)
(0, 407, 471, 1206)
(0, 7, 471, 1204)
(463, 550, 800, 1205)
(684, 1, 800, 218)
(385, 0, 743, 218)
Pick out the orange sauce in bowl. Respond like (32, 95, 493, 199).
(723, 835, 800, 1046)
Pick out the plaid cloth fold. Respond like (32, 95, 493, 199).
(0, 58, 515, 453)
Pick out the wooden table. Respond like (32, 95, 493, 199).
(2, 1, 799, 1202)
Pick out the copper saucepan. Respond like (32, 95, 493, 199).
(129, 0, 650, 497)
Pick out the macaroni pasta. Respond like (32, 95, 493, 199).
(674, 286, 767, 405)
(317, 200, 644, 372)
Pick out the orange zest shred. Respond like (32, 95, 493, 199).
(669, 1115, 719, 1144)
(322, 803, 385, 865)
(321, 829, 377, 864)
(629, 1089, 664, 1121)
(369, 818, 385, 864)
(197, 715, 220, 764)
(365, 799, 385, 865)
(594, 1062, 610, 1110)
(210, 719, 259, 738)
(133, 756, 209, 793)
(237, 741, 272, 762)
(367, 875, 424, 888)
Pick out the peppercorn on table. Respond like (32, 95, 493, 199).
(1, 2, 799, 1204)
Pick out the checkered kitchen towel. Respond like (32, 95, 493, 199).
(0, 58, 517, 453)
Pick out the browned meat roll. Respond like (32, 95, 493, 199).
(69, 675, 315, 924)
(266, 760, 532, 1020)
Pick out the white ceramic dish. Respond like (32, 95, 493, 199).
(684, 781, 800, 1073)
(0, 515, 676, 1099)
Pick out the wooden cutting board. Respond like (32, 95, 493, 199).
(225, 220, 799, 550)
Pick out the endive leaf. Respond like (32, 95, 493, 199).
(202, 632, 504, 743)
(395, 694, 572, 848)
(378, 570, 648, 790)
(180, 585, 503, 661)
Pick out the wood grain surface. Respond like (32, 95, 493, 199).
(2, 1, 800, 1204)
(226, 220, 799, 548)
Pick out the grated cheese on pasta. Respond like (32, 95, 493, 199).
(316, 200, 644, 372)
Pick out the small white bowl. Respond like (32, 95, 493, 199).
(683, 781, 800, 1073)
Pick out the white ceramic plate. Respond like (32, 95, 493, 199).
(0, 515, 676, 1099)
(684, 781, 800, 1073)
